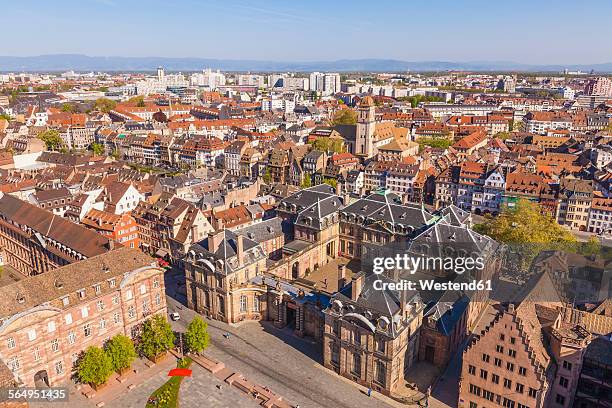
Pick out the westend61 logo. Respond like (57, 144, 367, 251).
(371, 254, 493, 292)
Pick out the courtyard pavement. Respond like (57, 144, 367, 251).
(166, 290, 398, 408)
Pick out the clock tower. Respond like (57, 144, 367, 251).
(356, 96, 376, 158)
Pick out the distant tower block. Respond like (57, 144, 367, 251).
(157, 66, 165, 82)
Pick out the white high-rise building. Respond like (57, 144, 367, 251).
(135, 67, 188, 95)
(309, 72, 341, 95)
(562, 86, 575, 100)
(237, 74, 265, 87)
(190, 69, 227, 90)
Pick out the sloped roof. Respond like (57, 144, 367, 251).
(0, 193, 111, 258)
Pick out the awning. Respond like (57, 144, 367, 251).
(155, 249, 169, 258)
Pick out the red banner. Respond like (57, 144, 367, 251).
(168, 368, 192, 377)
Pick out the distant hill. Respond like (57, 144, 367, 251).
(1, 54, 612, 73)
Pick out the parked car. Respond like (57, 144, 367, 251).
(170, 312, 180, 321)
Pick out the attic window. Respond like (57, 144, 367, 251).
(78, 289, 86, 300)
(54, 280, 64, 289)
(16, 293, 25, 304)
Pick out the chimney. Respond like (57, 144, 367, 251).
(236, 234, 245, 266)
(106, 239, 115, 250)
(207, 231, 224, 253)
(351, 271, 365, 301)
(338, 264, 347, 290)
(400, 288, 408, 322)
(191, 224, 199, 242)
(508, 303, 515, 314)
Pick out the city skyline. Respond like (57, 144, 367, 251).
(0, 3, 611, 407)
(2, 0, 612, 64)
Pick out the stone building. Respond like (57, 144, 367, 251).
(275, 184, 343, 279)
(323, 272, 425, 396)
(0, 193, 113, 276)
(184, 230, 268, 324)
(0, 248, 166, 387)
(132, 192, 213, 263)
(573, 335, 612, 408)
(338, 190, 434, 261)
(458, 271, 592, 408)
(184, 228, 327, 339)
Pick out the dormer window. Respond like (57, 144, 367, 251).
(78, 289, 86, 300)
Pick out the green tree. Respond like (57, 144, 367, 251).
(301, 175, 312, 188)
(578, 236, 602, 257)
(105, 335, 137, 374)
(90, 142, 105, 156)
(111, 149, 121, 160)
(417, 137, 452, 152)
(476, 199, 576, 245)
(475, 199, 577, 270)
(310, 137, 344, 153)
(38, 129, 63, 151)
(331, 109, 357, 125)
(129, 95, 146, 107)
(93, 97, 117, 113)
(397, 95, 445, 108)
(262, 168, 272, 183)
(512, 120, 526, 132)
(323, 178, 338, 189)
(185, 316, 210, 354)
(138, 315, 176, 360)
(0, 113, 10, 121)
(494, 131, 512, 140)
(77, 346, 114, 387)
(61, 103, 75, 112)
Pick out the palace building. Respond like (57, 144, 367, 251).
(0, 248, 166, 387)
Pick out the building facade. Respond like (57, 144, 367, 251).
(0, 248, 166, 387)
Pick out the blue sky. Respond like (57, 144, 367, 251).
(1, 0, 610, 63)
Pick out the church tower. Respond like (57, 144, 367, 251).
(356, 96, 376, 158)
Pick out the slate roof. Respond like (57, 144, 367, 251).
(341, 191, 434, 229)
(332, 272, 423, 338)
(189, 230, 266, 275)
(279, 185, 343, 230)
(235, 217, 283, 243)
(437, 204, 471, 226)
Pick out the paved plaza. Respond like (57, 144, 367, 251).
(167, 292, 400, 408)
(179, 364, 261, 408)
